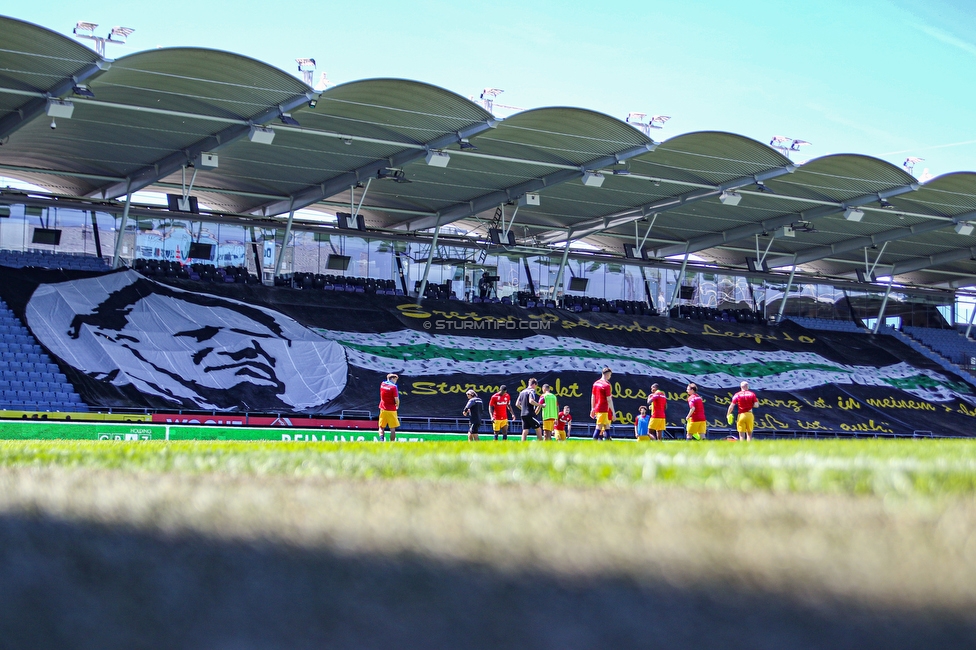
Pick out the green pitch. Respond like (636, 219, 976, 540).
(2, 438, 975, 498)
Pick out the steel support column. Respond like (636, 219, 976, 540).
(111, 184, 132, 269)
(552, 231, 572, 304)
(776, 263, 798, 322)
(965, 301, 976, 340)
(873, 278, 896, 334)
(89, 210, 103, 261)
(417, 223, 441, 300)
(667, 252, 691, 314)
(273, 200, 296, 278)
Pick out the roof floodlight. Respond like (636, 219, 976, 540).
(295, 58, 316, 85)
(198, 152, 218, 169)
(45, 99, 74, 119)
(307, 98, 317, 108)
(879, 197, 895, 209)
(378, 168, 411, 183)
(843, 208, 864, 222)
(74, 21, 98, 34)
(955, 222, 974, 236)
(109, 26, 134, 40)
(719, 190, 741, 206)
(342, 137, 353, 145)
(279, 113, 300, 127)
(459, 138, 477, 150)
(581, 171, 605, 187)
(248, 125, 275, 144)
(612, 169, 631, 175)
(425, 150, 451, 167)
(71, 85, 95, 98)
(755, 181, 773, 193)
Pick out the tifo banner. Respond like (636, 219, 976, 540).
(2, 267, 976, 436)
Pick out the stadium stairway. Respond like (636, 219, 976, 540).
(903, 326, 976, 366)
(0, 298, 87, 412)
(878, 325, 976, 388)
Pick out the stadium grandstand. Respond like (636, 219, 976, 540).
(3, 13, 976, 437)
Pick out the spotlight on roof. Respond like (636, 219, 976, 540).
(45, 99, 74, 119)
(342, 137, 353, 145)
(879, 197, 895, 209)
(955, 222, 974, 236)
(904, 156, 924, 175)
(378, 168, 411, 183)
(719, 190, 741, 206)
(71, 85, 95, 98)
(755, 181, 773, 193)
(109, 26, 134, 42)
(612, 169, 631, 176)
(843, 208, 864, 222)
(279, 113, 300, 127)
(307, 98, 317, 109)
(425, 150, 451, 167)
(74, 21, 98, 35)
(247, 125, 275, 144)
(581, 171, 605, 187)
(459, 138, 477, 150)
(296, 58, 316, 85)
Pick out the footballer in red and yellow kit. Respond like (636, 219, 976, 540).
(488, 386, 514, 440)
(647, 383, 667, 441)
(378, 374, 400, 441)
(727, 380, 758, 440)
(590, 367, 614, 440)
(685, 383, 706, 439)
(553, 406, 572, 441)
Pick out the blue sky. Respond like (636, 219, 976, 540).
(8, 0, 976, 177)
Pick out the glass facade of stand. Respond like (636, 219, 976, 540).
(1, 201, 971, 329)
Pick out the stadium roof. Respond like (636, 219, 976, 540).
(2, 14, 976, 290)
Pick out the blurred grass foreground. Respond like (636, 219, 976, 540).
(1, 439, 975, 648)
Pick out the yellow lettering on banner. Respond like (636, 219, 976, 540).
(754, 413, 790, 430)
(803, 397, 832, 409)
(865, 397, 936, 411)
(554, 379, 583, 398)
(409, 381, 437, 396)
(397, 304, 431, 319)
(839, 420, 893, 433)
(616, 410, 634, 425)
(758, 397, 803, 413)
(611, 382, 650, 400)
(958, 403, 976, 417)
(697, 323, 818, 345)
(796, 420, 831, 430)
(837, 397, 861, 410)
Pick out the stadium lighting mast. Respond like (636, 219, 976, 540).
(73, 22, 134, 57)
(296, 58, 316, 86)
(473, 88, 524, 116)
(903, 156, 924, 176)
(769, 135, 811, 159)
(626, 112, 671, 136)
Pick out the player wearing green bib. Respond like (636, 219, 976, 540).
(538, 383, 560, 441)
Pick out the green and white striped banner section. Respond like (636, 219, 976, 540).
(317, 330, 975, 403)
